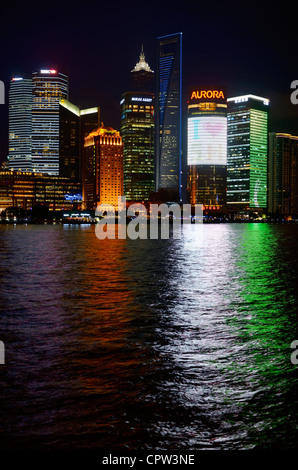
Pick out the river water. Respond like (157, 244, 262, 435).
(0, 222, 298, 450)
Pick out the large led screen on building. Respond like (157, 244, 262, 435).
(187, 116, 227, 166)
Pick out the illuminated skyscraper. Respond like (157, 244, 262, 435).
(268, 132, 298, 216)
(187, 87, 227, 209)
(227, 95, 269, 210)
(8, 77, 32, 172)
(83, 125, 123, 209)
(32, 69, 68, 175)
(59, 99, 100, 180)
(156, 32, 182, 202)
(121, 47, 155, 202)
(131, 45, 154, 93)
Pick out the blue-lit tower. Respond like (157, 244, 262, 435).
(156, 32, 182, 202)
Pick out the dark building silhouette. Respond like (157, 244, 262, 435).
(59, 99, 100, 180)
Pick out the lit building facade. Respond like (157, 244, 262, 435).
(227, 95, 269, 210)
(59, 99, 100, 180)
(156, 32, 182, 201)
(120, 92, 155, 202)
(32, 69, 68, 175)
(121, 47, 154, 202)
(0, 170, 81, 212)
(269, 133, 298, 216)
(187, 87, 227, 209)
(8, 77, 32, 172)
(83, 125, 123, 209)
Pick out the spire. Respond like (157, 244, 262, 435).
(131, 45, 153, 73)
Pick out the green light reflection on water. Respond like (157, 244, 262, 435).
(221, 224, 298, 448)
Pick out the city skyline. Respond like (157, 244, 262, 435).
(0, 0, 297, 163)
(1, 1, 298, 455)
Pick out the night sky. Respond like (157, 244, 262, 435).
(0, 0, 297, 163)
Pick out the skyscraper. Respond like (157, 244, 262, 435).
(268, 133, 298, 216)
(187, 87, 227, 209)
(120, 47, 155, 202)
(83, 125, 123, 209)
(8, 77, 32, 172)
(227, 94, 269, 210)
(131, 45, 154, 93)
(156, 32, 182, 202)
(59, 99, 100, 180)
(32, 69, 68, 175)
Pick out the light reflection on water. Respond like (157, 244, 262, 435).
(0, 223, 298, 450)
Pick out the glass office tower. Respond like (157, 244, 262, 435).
(156, 32, 182, 202)
(32, 69, 68, 175)
(121, 48, 155, 202)
(8, 77, 32, 172)
(269, 132, 298, 216)
(227, 95, 269, 210)
(120, 92, 155, 202)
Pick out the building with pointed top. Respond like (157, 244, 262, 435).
(120, 46, 155, 202)
(130, 45, 154, 93)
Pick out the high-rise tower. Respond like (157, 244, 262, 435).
(59, 99, 100, 180)
(187, 87, 227, 210)
(121, 46, 155, 202)
(83, 125, 123, 209)
(32, 69, 68, 175)
(268, 132, 298, 216)
(130, 45, 154, 93)
(156, 32, 182, 202)
(8, 77, 32, 172)
(227, 95, 269, 210)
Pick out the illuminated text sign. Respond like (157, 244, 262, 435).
(190, 90, 225, 100)
(40, 69, 57, 74)
(131, 97, 152, 102)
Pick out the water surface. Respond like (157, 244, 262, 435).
(0, 223, 298, 450)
